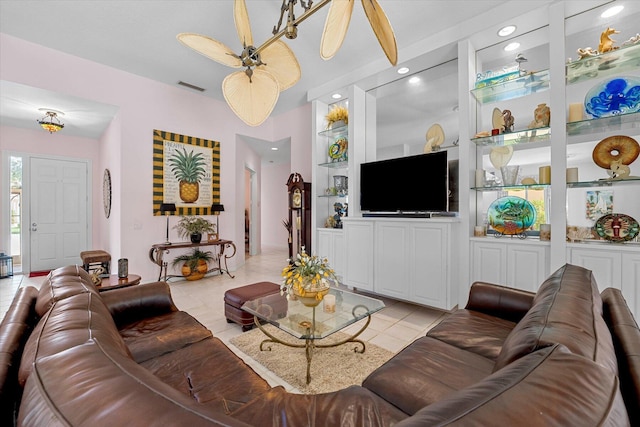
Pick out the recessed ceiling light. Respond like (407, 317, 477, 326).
(498, 25, 516, 37)
(601, 5, 623, 18)
(504, 42, 520, 52)
(408, 76, 420, 84)
(331, 93, 342, 99)
(397, 67, 410, 74)
(271, 147, 278, 151)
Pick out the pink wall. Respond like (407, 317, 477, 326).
(1, 33, 312, 280)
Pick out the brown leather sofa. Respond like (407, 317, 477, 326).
(1, 263, 638, 426)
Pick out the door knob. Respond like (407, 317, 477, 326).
(31, 222, 37, 231)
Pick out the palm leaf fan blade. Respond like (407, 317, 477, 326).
(259, 40, 301, 91)
(176, 33, 242, 68)
(361, 0, 398, 65)
(234, 0, 253, 47)
(223, 69, 279, 127)
(320, 0, 355, 60)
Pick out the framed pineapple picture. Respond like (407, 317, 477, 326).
(152, 130, 221, 216)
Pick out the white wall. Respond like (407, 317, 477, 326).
(261, 162, 291, 248)
(0, 33, 312, 280)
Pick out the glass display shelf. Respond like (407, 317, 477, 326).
(567, 177, 640, 188)
(567, 112, 640, 136)
(318, 160, 348, 169)
(472, 183, 550, 192)
(472, 127, 551, 147)
(318, 124, 348, 138)
(566, 43, 640, 85)
(471, 69, 550, 104)
(318, 193, 348, 198)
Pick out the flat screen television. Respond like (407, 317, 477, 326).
(360, 151, 450, 213)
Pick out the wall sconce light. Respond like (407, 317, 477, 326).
(211, 203, 225, 237)
(160, 203, 177, 245)
(37, 109, 65, 133)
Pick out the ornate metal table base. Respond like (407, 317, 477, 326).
(254, 305, 371, 384)
(148, 240, 236, 281)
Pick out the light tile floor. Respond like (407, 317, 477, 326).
(0, 246, 448, 392)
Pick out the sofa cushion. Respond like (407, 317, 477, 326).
(141, 337, 271, 414)
(0, 286, 38, 426)
(493, 264, 617, 373)
(18, 292, 131, 387)
(602, 287, 640, 427)
(35, 265, 99, 316)
(362, 336, 494, 415)
(230, 385, 409, 426)
(118, 311, 213, 363)
(427, 308, 517, 360)
(394, 344, 630, 427)
(19, 340, 249, 427)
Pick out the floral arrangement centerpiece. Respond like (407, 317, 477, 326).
(281, 248, 337, 307)
(325, 105, 348, 129)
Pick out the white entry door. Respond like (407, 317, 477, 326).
(30, 157, 89, 272)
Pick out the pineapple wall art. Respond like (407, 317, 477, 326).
(153, 130, 220, 216)
(168, 145, 208, 203)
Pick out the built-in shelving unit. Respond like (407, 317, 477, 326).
(310, 1, 640, 317)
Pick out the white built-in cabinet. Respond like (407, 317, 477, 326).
(568, 246, 640, 318)
(344, 218, 458, 311)
(471, 239, 550, 293)
(316, 228, 345, 280)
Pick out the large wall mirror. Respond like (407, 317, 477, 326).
(366, 58, 459, 161)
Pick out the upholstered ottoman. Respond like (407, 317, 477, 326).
(80, 250, 111, 275)
(225, 282, 283, 331)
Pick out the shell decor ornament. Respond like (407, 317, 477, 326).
(178, 0, 397, 127)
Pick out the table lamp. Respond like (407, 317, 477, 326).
(211, 203, 225, 237)
(159, 203, 177, 245)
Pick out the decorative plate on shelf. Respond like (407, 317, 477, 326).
(584, 76, 640, 118)
(328, 136, 347, 161)
(487, 196, 536, 236)
(594, 213, 639, 242)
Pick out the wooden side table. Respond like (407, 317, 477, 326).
(98, 274, 141, 292)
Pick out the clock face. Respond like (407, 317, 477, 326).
(292, 188, 302, 208)
(103, 169, 112, 218)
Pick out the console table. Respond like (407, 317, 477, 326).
(148, 240, 236, 281)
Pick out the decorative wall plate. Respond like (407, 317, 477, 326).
(488, 196, 536, 237)
(584, 76, 640, 118)
(594, 213, 639, 242)
(103, 169, 112, 219)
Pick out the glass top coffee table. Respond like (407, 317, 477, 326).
(242, 287, 385, 384)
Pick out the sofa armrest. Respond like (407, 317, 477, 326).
(465, 282, 534, 322)
(100, 281, 179, 327)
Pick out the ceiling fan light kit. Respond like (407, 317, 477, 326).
(177, 0, 397, 126)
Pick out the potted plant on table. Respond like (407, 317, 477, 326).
(171, 248, 215, 281)
(174, 216, 216, 244)
(281, 248, 338, 307)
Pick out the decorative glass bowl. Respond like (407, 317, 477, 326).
(584, 76, 640, 118)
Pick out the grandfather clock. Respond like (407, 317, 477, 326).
(286, 173, 311, 259)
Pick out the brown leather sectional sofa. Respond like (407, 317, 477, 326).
(1, 263, 638, 426)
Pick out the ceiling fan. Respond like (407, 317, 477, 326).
(177, 0, 397, 127)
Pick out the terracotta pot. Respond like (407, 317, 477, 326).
(534, 103, 550, 127)
(181, 259, 208, 281)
